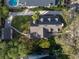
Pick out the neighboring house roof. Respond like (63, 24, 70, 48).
(30, 15, 64, 39)
(6, 0, 59, 7)
(19, 0, 59, 6)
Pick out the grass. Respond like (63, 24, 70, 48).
(12, 16, 31, 33)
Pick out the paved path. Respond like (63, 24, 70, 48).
(9, 10, 61, 16)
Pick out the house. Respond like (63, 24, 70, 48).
(29, 15, 64, 39)
(6, 0, 60, 8)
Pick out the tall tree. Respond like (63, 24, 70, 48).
(39, 39, 50, 48)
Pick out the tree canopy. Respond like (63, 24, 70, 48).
(32, 11, 40, 21)
(39, 39, 50, 48)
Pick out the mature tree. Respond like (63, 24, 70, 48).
(7, 47, 18, 59)
(0, 49, 5, 59)
(61, 9, 77, 26)
(0, 41, 6, 49)
(39, 39, 50, 48)
(0, 39, 33, 59)
(54, 14, 79, 59)
(18, 43, 29, 58)
(48, 37, 69, 59)
(0, 41, 8, 59)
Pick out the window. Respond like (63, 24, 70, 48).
(58, 28, 60, 31)
(51, 28, 53, 32)
(48, 18, 51, 22)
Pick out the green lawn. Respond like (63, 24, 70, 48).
(12, 16, 31, 33)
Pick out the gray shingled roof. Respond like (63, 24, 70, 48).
(19, 0, 59, 6)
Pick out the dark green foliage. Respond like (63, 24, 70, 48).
(0, 39, 31, 59)
(30, 37, 69, 59)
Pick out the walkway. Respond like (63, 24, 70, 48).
(11, 26, 30, 38)
(9, 9, 61, 16)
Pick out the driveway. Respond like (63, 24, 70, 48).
(9, 10, 61, 16)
